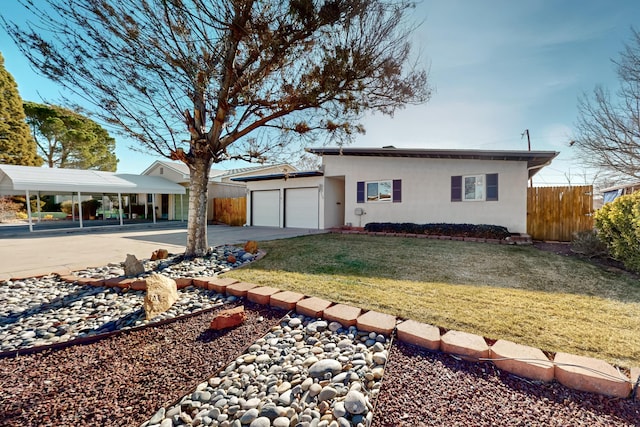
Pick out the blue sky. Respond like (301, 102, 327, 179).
(2, 1, 639, 185)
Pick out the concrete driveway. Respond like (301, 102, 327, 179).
(0, 223, 326, 281)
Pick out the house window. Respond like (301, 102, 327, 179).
(464, 175, 484, 201)
(452, 174, 498, 202)
(367, 180, 392, 202)
(357, 180, 402, 203)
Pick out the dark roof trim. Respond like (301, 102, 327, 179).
(231, 171, 323, 182)
(306, 147, 559, 178)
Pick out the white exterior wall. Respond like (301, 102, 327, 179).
(245, 176, 324, 227)
(323, 156, 529, 233)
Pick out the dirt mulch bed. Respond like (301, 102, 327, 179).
(372, 341, 640, 427)
(0, 303, 285, 427)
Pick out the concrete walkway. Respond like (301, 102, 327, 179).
(0, 223, 326, 281)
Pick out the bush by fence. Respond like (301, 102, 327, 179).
(594, 192, 640, 272)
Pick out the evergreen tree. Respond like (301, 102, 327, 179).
(24, 102, 118, 171)
(0, 52, 41, 166)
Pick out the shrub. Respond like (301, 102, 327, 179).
(0, 197, 22, 222)
(594, 192, 640, 272)
(10, 196, 44, 214)
(60, 200, 76, 215)
(570, 230, 608, 258)
(363, 222, 511, 239)
(61, 199, 101, 218)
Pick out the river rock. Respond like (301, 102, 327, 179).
(309, 359, 342, 378)
(344, 390, 367, 415)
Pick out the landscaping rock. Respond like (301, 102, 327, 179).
(143, 273, 178, 320)
(123, 254, 145, 277)
(244, 240, 258, 254)
(150, 248, 169, 261)
(210, 306, 247, 330)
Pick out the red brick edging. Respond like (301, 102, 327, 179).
(208, 280, 637, 400)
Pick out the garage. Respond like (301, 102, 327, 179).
(251, 190, 280, 226)
(285, 187, 319, 229)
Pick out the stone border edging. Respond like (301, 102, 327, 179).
(204, 278, 637, 401)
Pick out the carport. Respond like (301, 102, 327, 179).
(0, 164, 186, 232)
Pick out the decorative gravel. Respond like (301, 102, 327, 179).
(1, 245, 639, 427)
(0, 302, 282, 426)
(371, 341, 640, 427)
(141, 314, 388, 427)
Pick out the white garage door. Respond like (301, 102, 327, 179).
(285, 187, 319, 229)
(252, 190, 280, 226)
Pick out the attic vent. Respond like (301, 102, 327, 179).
(160, 167, 164, 175)
(382, 145, 396, 149)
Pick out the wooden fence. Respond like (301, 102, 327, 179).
(527, 185, 593, 242)
(213, 197, 246, 226)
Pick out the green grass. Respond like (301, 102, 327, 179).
(227, 234, 640, 368)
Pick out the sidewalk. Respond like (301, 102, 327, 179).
(0, 223, 325, 281)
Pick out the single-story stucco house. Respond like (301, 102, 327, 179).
(231, 147, 559, 234)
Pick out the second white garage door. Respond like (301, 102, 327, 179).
(285, 187, 319, 229)
(252, 190, 280, 226)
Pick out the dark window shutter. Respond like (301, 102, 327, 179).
(486, 173, 498, 201)
(392, 180, 401, 203)
(451, 176, 462, 201)
(356, 181, 365, 203)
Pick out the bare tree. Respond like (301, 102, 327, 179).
(3, 0, 430, 256)
(573, 28, 640, 181)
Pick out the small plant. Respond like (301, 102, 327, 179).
(570, 230, 608, 258)
(594, 192, 640, 272)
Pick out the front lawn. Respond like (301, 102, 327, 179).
(227, 233, 640, 368)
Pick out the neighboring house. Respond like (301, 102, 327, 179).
(599, 181, 640, 205)
(232, 147, 559, 234)
(142, 161, 297, 221)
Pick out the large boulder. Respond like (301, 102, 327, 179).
(123, 254, 145, 277)
(143, 274, 178, 320)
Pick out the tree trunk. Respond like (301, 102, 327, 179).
(185, 156, 212, 257)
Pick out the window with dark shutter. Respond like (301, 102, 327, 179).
(451, 176, 462, 201)
(486, 173, 498, 201)
(356, 181, 365, 203)
(392, 180, 401, 202)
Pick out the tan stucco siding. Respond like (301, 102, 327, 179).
(324, 156, 528, 233)
(145, 164, 187, 184)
